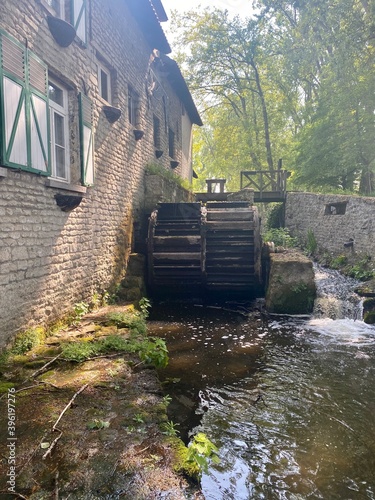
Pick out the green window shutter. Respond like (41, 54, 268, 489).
(79, 93, 94, 186)
(28, 52, 50, 173)
(72, 0, 87, 44)
(0, 30, 50, 174)
(0, 31, 28, 168)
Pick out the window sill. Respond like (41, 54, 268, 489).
(45, 178, 87, 194)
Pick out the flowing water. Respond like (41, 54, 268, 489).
(148, 265, 375, 499)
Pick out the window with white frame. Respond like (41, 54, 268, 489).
(98, 64, 111, 103)
(45, 0, 64, 18)
(49, 80, 69, 181)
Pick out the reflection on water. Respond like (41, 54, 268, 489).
(148, 266, 375, 499)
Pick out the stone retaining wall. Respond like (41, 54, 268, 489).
(285, 192, 375, 260)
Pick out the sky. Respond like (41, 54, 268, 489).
(160, 0, 254, 51)
(161, 0, 253, 17)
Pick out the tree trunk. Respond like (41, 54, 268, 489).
(252, 61, 275, 186)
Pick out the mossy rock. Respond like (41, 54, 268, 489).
(167, 437, 200, 481)
(364, 311, 375, 324)
(266, 252, 316, 314)
(355, 279, 375, 297)
(363, 298, 375, 324)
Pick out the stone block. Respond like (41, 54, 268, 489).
(266, 251, 316, 314)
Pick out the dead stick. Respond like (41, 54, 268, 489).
(0, 492, 28, 499)
(23, 353, 62, 383)
(52, 383, 88, 431)
(42, 429, 63, 460)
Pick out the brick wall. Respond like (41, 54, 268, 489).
(285, 192, 375, 260)
(0, 0, 196, 346)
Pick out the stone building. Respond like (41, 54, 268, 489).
(0, 0, 202, 346)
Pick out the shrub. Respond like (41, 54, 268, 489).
(262, 227, 298, 248)
(306, 229, 317, 256)
(11, 327, 46, 355)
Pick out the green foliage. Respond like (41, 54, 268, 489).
(0, 381, 15, 394)
(61, 341, 100, 362)
(11, 327, 46, 355)
(162, 394, 172, 406)
(266, 203, 284, 229)
(61, 333, 169, 369)
(306, 229, 317, 256)
(106, 312, 147, 335)
(186, 433, 220, 474)
(330, 254, 348, 269)
(172, 2, 375, 195)
(262, 227, 298, 248)
(138, 297, 152, 319)
(99, 335, 133, 353)
(145, 163, 191, 191)
(161, 420, 180, 437)
(87, 419, 110, 430)
(291, 282, 308, 294)
(73, 301, 90, 321)
(139, 338, 169, 369)
(132, 413, 145, 424)
(346, 256, 374, 281)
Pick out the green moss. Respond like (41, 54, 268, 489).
(106, 312, 147, 335)
(11, 355, 30, 365)
(145, 163, 192, 191)
(364, 311, 375, 324)
(11, 327, 47, 355)
(0, 381, 15, 394)
(167, 437, 200, 481)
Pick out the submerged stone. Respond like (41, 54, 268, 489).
(266, 251, 316, 314)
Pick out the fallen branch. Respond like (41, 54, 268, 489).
(42, 383, 89, 460)
(23, 353, 62, 383)
(42, 429, 63, 460)
(0, 491, 28, 499)
(52, 383, 88, 431)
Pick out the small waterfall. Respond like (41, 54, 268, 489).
(312, 264, 363, 321)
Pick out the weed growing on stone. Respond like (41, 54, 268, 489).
(186, 433, 220, 474)
(106, 312, 147, 335)
(262, 227, 298, 248)
(10, 327, 47, 355)
(61, 332, 169, 369)
(161, 420, 180, 437)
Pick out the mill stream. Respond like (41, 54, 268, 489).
(148, 265, 375, 499)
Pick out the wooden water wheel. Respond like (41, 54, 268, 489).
(147, 202, 262, 296)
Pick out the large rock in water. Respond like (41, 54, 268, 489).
(266, 251, 316, 314)
(354, 280, 375, 324)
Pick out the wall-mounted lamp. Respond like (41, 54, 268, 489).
(103, 105, 121, 123)
(155, 149, 163, 159)
(133, 129, 144, 141)
(47, 16, 76, 47)
(344, 238, 354, 248)
(170, 160, 179, 169)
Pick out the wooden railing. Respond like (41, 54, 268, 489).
(240, 170, 288, 201)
